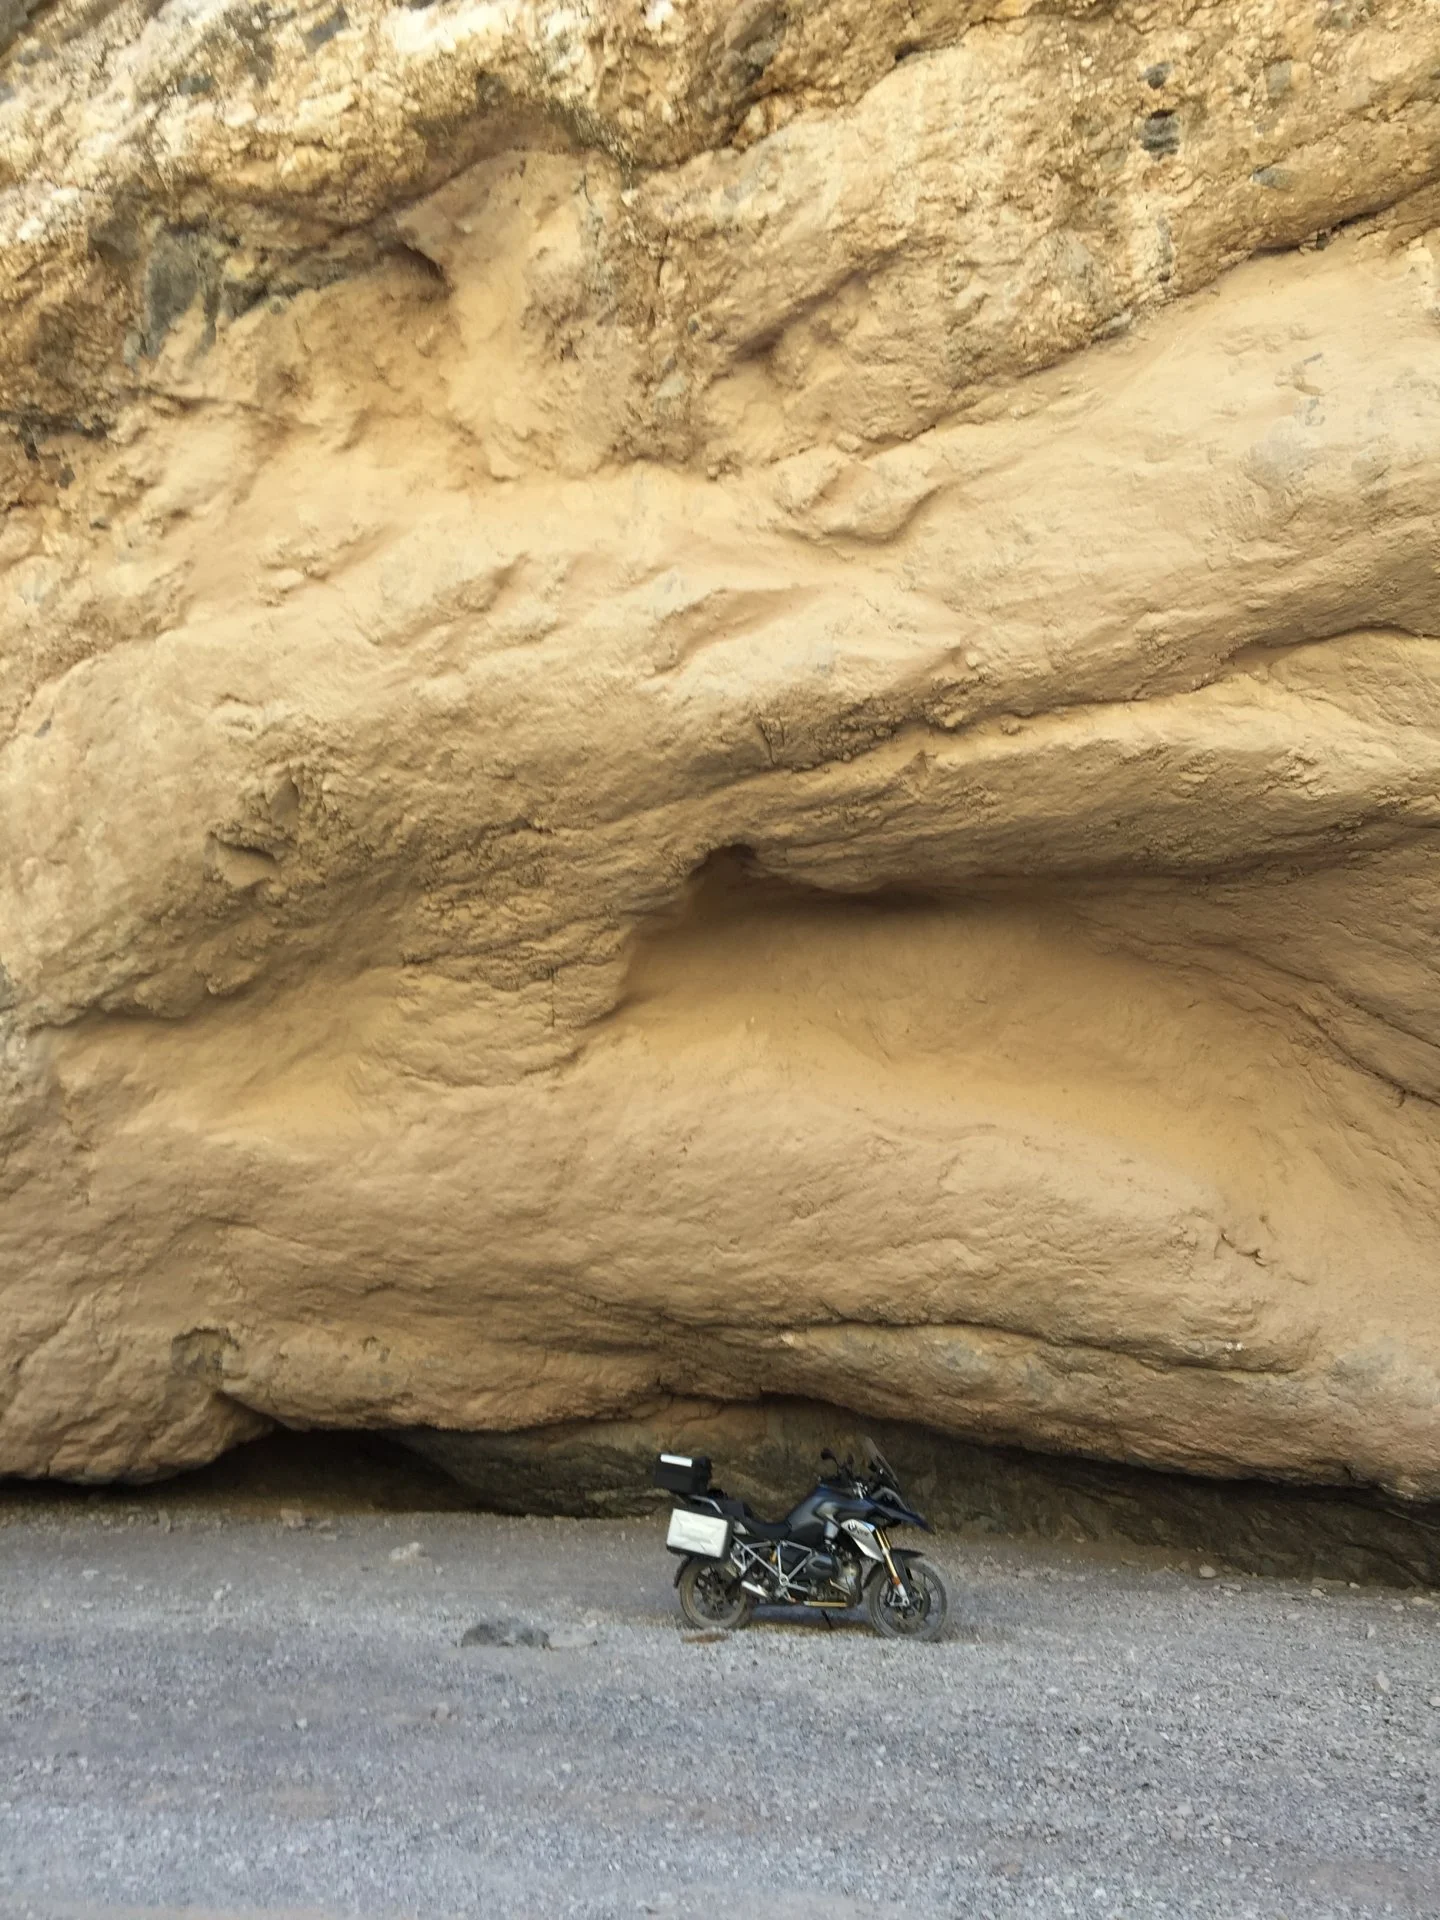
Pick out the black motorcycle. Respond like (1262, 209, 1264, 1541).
(655, 1441, 950, 1641)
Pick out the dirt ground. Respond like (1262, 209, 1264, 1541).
(0, 1461, 1437, 1920)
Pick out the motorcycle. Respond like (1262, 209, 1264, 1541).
(655, 1440, 950, 1641)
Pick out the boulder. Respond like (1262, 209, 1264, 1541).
(2, 0, 1438, 1496)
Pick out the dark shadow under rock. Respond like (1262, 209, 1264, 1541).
(397, 1397, 1440, 1589)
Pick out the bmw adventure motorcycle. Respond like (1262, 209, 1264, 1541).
(655, 1441, 950, 1641)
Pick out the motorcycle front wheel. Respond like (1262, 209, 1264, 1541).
(865, 1556, 949, 1642)
(676, 1557, 756, 1632)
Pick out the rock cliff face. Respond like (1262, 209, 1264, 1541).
(3, 0, 1440, 1495)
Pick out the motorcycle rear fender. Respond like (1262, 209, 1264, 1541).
(672, 1551, 736, 1588)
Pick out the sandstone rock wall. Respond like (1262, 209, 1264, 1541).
(2, 0, 1439, 1494)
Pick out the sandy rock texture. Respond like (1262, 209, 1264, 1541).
(3, 0, 1440, 1493)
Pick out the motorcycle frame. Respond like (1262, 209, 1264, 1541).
(730, 1534, 860, 1608)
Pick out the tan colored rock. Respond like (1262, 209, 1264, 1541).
(2, 0, 1439, 1495)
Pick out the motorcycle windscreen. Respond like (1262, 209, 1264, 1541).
(665, 1510, 732, 1559)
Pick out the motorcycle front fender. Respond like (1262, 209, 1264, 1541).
(872, 1547, 932, 1583)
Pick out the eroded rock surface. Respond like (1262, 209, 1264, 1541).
(2, 0, 1439, 1493)
(401, 1400, 1440, 1585)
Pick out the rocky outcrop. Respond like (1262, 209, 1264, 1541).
(3, 0, 1440, 1495)
(400, 1401, 1440, 1586)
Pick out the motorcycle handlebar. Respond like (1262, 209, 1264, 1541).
(821, 1442, 912, 1499)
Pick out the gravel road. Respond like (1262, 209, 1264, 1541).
(1, 1496, 1437, 1919)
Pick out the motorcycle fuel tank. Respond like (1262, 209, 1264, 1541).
(784, 1485, 875, 1545)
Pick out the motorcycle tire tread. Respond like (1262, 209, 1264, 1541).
(676, 1556, 756, 1633)
(864, 1554, 950, 1642)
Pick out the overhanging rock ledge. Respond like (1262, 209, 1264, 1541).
(2, 0, 1439, 1498)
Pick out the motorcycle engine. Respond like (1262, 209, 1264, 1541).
(819, 1552, 861, 1601)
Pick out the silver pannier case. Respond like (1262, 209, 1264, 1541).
(665, 1508, 732, 1559)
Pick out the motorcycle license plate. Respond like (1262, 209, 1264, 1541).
(666, 1509, 731, 1559)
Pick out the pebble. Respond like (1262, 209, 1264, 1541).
(544, 1625, 598, 1652)
(1197, 1564, 1218, 1580)
(460, 1618, 548, 1649)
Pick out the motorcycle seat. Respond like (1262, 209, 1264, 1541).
(711, 1496, 790, 1542)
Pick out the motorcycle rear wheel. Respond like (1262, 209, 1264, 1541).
(677, 1557, 756, 1632)
(865, 1556, 949, 1642)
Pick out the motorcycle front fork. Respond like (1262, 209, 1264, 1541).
(876, 1529, 904, 1588)
(875, 1531, 920, 1607)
